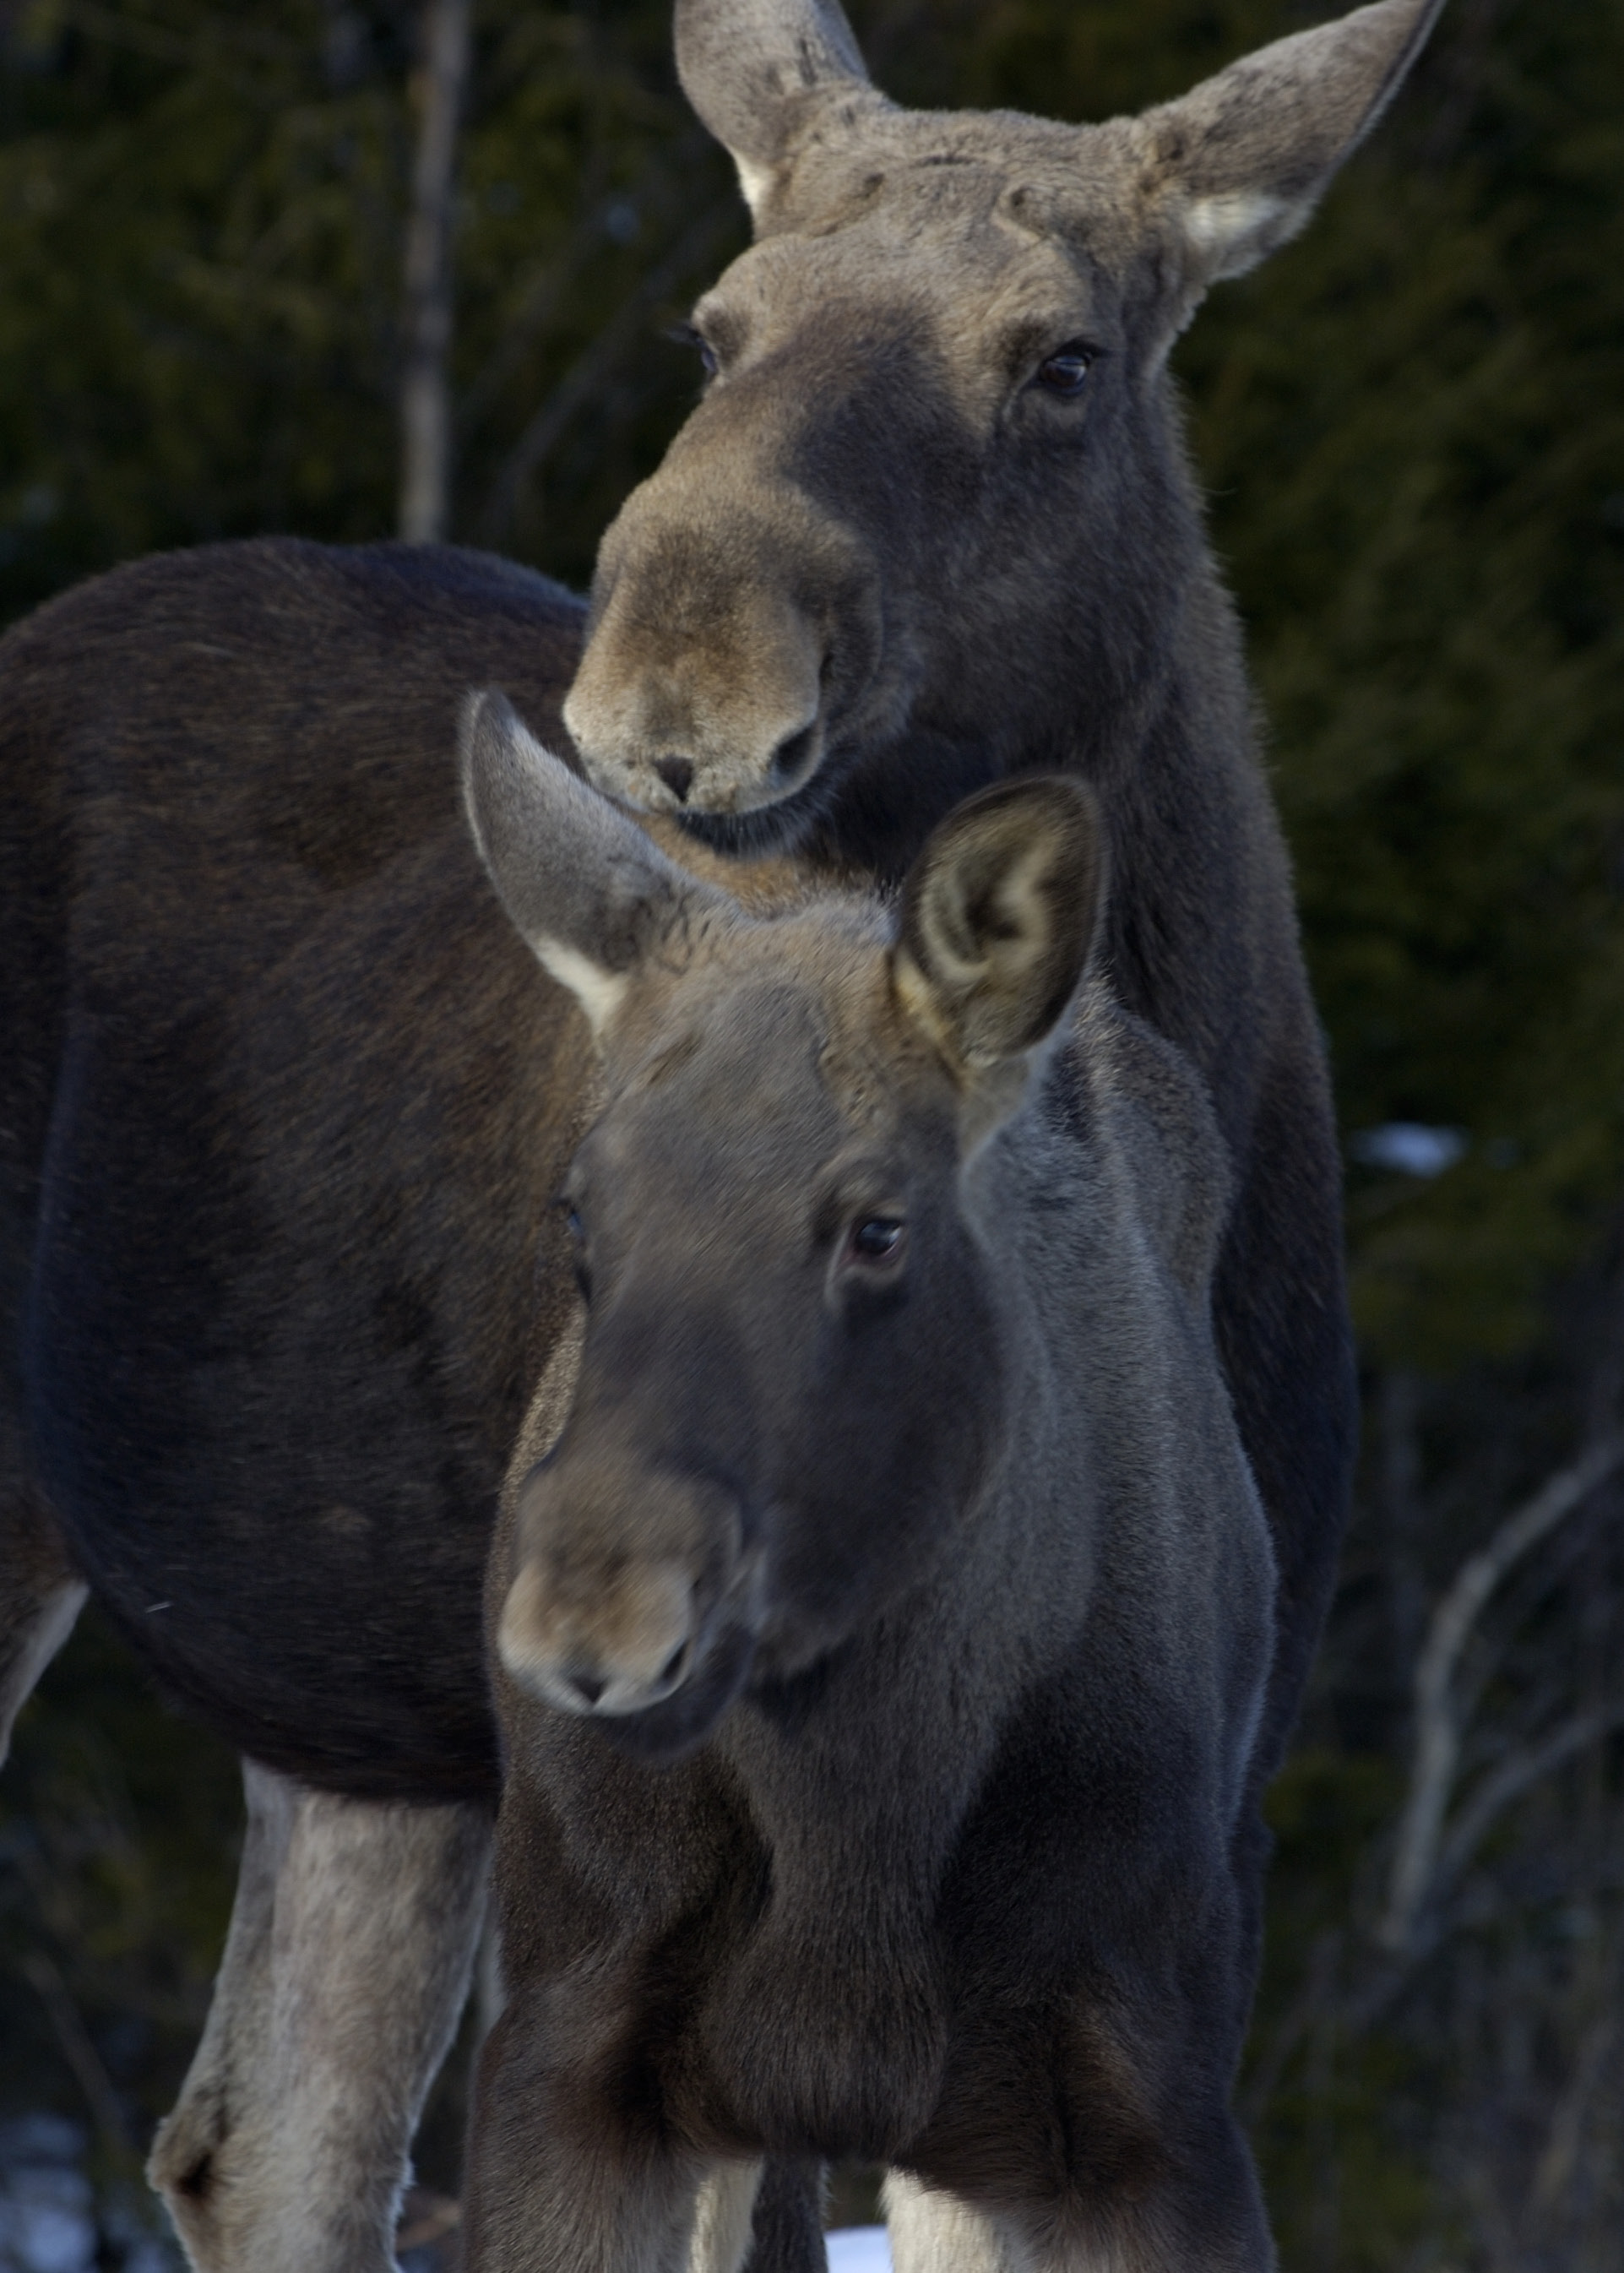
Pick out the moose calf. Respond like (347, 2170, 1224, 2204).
(462, 693, 1276, 2273)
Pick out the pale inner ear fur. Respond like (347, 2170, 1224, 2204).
(732, 153, 774, 217)
(459, 686, 727, 1042)
(527, 940, 630, 1043)
(1180, 188, 1296, 277)
(916, 833, 1067, 1061)
(1136, 0, 1447, 298)
(895, 781, 1103, 1083)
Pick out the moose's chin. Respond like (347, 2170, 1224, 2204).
(598, 1622, 758, 1765)
(677, 723, 1006, 873)
(675, 737, 858, 857)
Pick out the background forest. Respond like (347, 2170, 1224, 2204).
(1, 0, 1621, 2268)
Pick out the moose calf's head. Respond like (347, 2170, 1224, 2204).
(562, 0, 1444, 835)
(462, 690, 1102, 1758)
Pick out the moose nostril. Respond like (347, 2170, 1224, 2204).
(567, 1667, 606, 1709)
(770, 725, 816, 784)
(654, 754, 694, 803)
(657, 1639, 691, 1688)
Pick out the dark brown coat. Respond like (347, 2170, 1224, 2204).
(459, 703, 1278, 2273)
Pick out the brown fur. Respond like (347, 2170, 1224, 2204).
(567, 0, 1444, 1830)
(460, 715, 1276, 2273)
(0, 3, 1447, 2264)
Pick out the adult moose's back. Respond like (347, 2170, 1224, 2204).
(0, 3, 1444, 2267)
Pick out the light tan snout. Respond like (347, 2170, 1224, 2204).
(499, 1552, 698, 1716)
(497, 1459, 748, 1718)
(563, 491, 882, 817)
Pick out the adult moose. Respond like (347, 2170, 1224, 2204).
(0, 1, 1444, 2267)
(459, 695, 1279, 2273)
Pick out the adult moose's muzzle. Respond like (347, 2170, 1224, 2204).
(562, 470, 883, 818)
(497, 1449, 764, 1759)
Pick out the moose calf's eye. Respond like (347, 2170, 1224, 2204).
(1036, 347, 1092, 398)
(851, 1218, 904, 1264)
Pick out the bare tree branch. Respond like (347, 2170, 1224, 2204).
(458, 131, 713, 439)
(22, 1948, 132, 2151)
(1238, 1929, 1341, 2129)
(1436, 1700, 1624, 1899)
(473, 199, 734, 548)
(1530, 1988, 1617, 2211)
(399, 0, 472, 543)
(1377, 1430, 1624, 1952)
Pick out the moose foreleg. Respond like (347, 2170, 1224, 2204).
(149, 1759, 491, 2273)
(884, 2172, 1027, 2273)
(888, 2158, 1273, 2273)
(464, 1977, 768, 2273)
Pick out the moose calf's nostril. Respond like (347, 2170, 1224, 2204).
(654, 754, 694, 803)
(566, 1665, 607, 1710)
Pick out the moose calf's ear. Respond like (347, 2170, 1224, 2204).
(1137, 0, 1444, 295)
(459, 688, 721, 1040)
(893, 777, 1104, 1085)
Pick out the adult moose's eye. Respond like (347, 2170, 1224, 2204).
(670, 321, 719, 381)
(1035, 345, 1093, 398)
(847, 1217, 906, 1267)
(560, 1199, 592, 1298)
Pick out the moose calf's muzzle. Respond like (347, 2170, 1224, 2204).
(497, 1455, 752, 1722)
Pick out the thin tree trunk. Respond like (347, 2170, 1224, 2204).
(399, 0, 471, 543)
(1376, 1428, 1624, 1953)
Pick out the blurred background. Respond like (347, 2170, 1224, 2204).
(1, 1, 1621, 2267)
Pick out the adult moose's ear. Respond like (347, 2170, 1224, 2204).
(460, 689, 726, 1041)
(675, 0, 877, 220)
(893, 777, 1104, 1129)
(1135, 0, 1444, 305)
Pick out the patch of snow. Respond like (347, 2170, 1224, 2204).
(1348, 1123, 1467, 1177)
(0, 2119, 94, 2273)
(0, 2117, 174, 2273)
(826, 2227, 893, 2273)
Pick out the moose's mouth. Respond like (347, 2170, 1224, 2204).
(595, 1621, 758, 1764)
(675, 715, 1005, 867)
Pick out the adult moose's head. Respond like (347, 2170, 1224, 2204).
(562, 0, 1445, 859)
(461, 689, 1102, 1759)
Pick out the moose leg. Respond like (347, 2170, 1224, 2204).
(149, 1759, 491, 2273)
(738, 2159, 825, 2273)
(692, 2163, 765, 2273)
(888, 2144, 1271, 2273)
(885, 2172, 1025, 2273)
(463, 1983, 766, 2273)
(0, 1487, 87, 1765)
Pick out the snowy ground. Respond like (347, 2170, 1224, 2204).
(826, 2227, 893, 2273)
(0, 2125, 893, 2273)
(0, 2117, 171, 2273)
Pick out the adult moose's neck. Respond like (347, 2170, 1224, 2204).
(782, 398, 1290, 1140)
